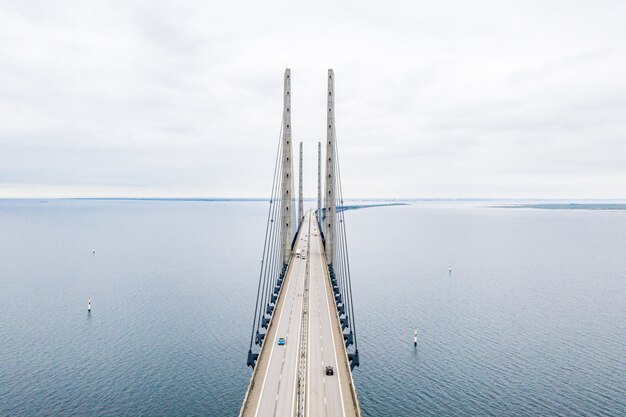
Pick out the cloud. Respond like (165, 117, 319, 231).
(0, 0, 625, 198)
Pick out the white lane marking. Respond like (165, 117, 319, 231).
(289, 216, 308, 417)
(308, 218, 326, 417)
(305, 217, 313, 417)
(253, 266, 292, 416)
(319, 235, 347, 417)
(253, 223, 308, 417)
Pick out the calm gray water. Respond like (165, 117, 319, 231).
(1, 200, 624, 416)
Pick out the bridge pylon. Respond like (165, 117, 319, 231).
(317, 141, 322, 227)
(298, 141, 304, 229)
(281, 68, 294, 266)
(325, 69, 336, 266)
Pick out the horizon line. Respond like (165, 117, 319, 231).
(1, 197, 626, 202)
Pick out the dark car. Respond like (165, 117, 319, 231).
(325, 366, 334, 376)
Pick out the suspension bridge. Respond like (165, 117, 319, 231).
(239, 69, 361, 417)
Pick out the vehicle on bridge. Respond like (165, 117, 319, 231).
(277, 337, 286, 346)
(325, 366, 334, 376)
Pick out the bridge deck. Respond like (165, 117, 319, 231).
(240, 211, 359, 417)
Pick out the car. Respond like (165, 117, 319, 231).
(277, 337, 286, 346)
(325, 366, 334, 376)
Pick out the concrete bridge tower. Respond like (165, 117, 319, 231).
(325, 69, 336, 265)
(298, 141, 303, 228)
(281, 68, 294, 266)
(317, 141, 321, 227)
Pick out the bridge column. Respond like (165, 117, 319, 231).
(317, 141, 321, 227)
(281, 68, 294, 266)
(298, 141, 303, 228)
(325, 69, 336, 266)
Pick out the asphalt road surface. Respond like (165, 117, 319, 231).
(242, 211, 356, 417)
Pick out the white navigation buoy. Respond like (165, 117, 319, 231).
(413, 327, 418, 347)
(88, 297, 92, 313)
(92, 249, 96, 254)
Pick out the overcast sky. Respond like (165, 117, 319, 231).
(1, 1, 625, 198)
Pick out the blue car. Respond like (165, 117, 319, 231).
(277, 337, 286, 346)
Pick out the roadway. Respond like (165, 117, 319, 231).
(306, 213, 348, 417)
(240, 210, 358, 417)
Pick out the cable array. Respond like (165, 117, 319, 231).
(247, 121, 288, 368)
(326, 125, 360, 370)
